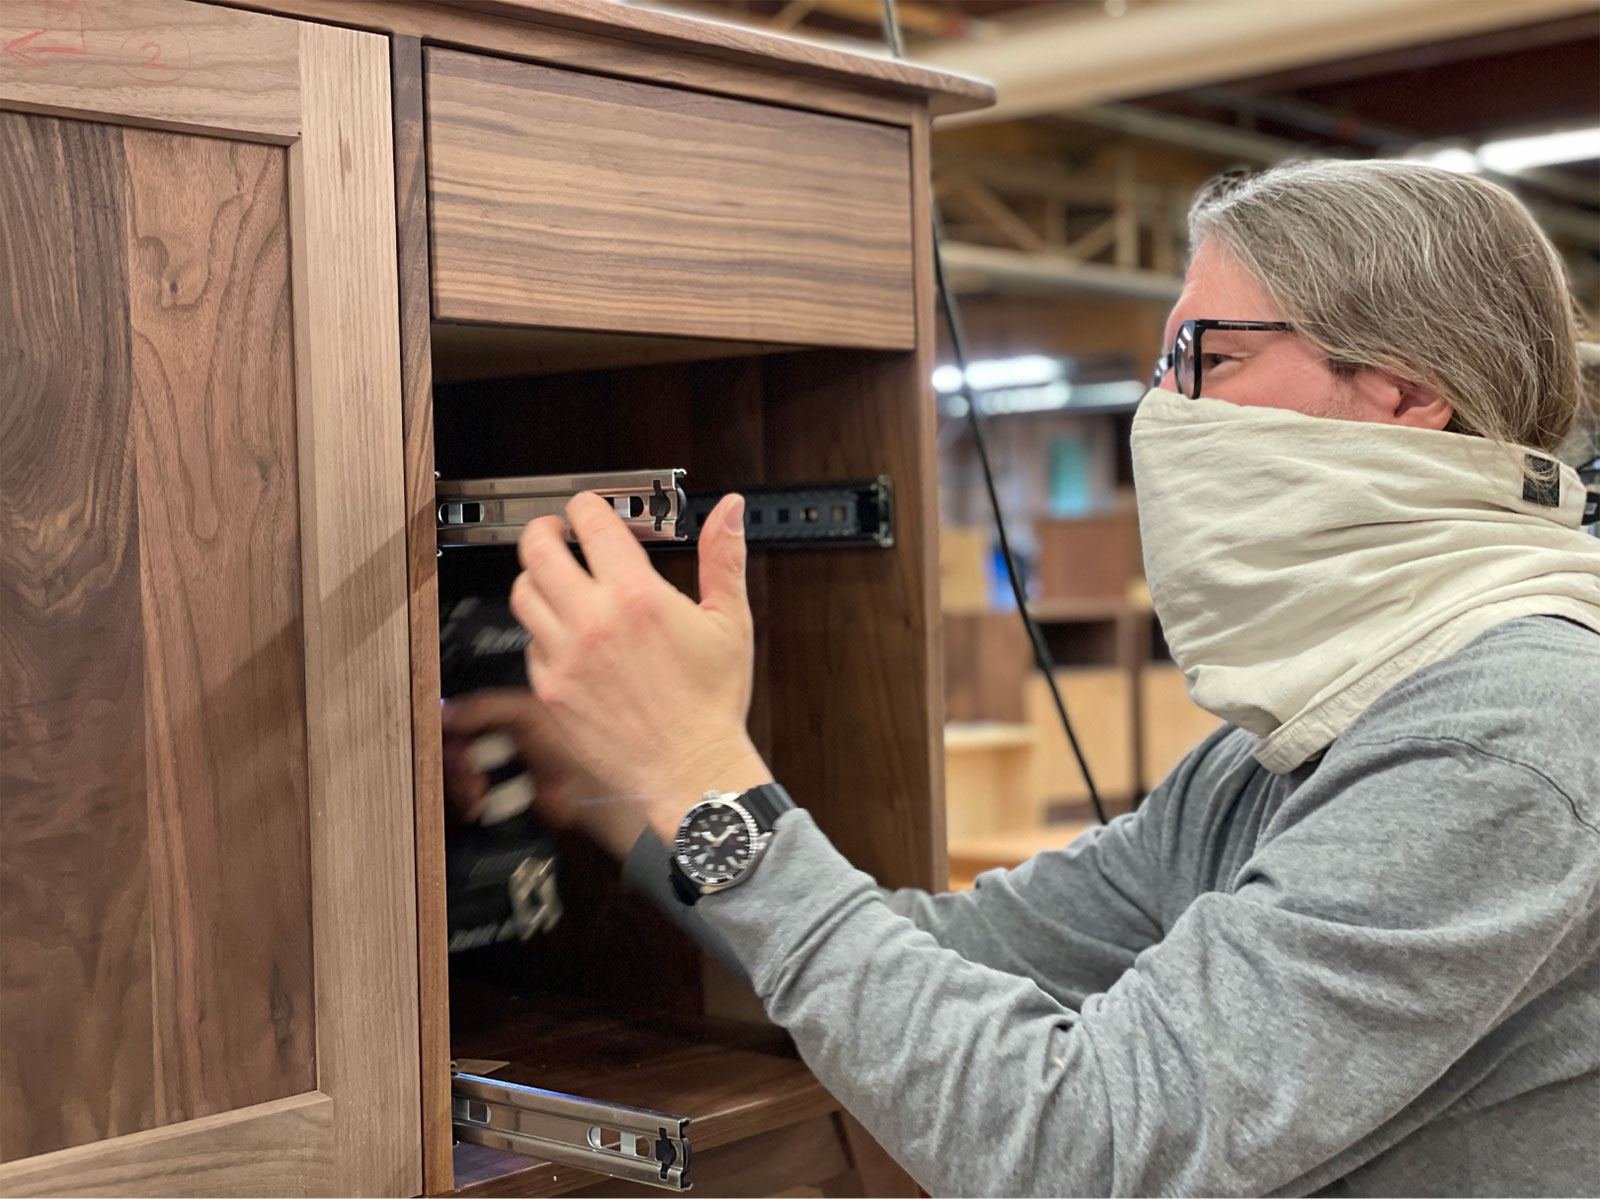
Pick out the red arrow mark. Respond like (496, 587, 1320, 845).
(4, 29, 89, 65)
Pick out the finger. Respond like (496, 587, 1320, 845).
(566, 491, 652, 584)
(441, 735, 486, 821)
(696, 493, 748, 619)
(510, 571, 566, 654)
(517, 514, 596, 615)
(441, 690, 539, 736)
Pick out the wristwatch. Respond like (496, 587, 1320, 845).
(668, 783, 795, 905)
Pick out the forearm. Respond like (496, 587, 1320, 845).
(620, 827, 749, 981)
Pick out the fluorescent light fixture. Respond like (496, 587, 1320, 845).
(1413, 146, 1480, 174)
(1478, 126, 1600, 173)
(932, 354, 1065, 394)
(941, 379, 1146, 417)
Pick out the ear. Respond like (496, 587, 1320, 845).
(1390, 377, 1454, 431)
(1346, 368, 1453, 431)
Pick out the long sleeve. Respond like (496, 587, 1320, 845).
(693, 734, 1600, 1196)
(622, 783, 1172, 1007)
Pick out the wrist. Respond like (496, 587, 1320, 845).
(647, 737, 773, 842)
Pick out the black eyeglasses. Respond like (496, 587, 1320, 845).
(1149, 319, 1294, 398)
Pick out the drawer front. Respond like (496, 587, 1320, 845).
(424, 48, 914, 349)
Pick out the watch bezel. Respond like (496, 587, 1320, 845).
(673, 795, 763, 891)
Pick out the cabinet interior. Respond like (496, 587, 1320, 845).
(429, 324, 940, 1190)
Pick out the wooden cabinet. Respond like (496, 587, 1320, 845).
(1, 1, 990, 1195)
(0, 2, 418, 1195)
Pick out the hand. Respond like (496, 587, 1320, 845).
(510, 492, 773, 841)
(439, 688, 647, 860)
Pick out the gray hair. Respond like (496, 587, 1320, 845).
(1188, 159, 1590, 456)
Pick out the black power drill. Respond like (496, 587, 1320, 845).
(440, 595, 562, 954)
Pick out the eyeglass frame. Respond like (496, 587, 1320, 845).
(1149, 319, 1294, 398)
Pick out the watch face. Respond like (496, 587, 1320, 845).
(675, 800, 758, 887)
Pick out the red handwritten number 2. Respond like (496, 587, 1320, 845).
(137, 40, 164, 71)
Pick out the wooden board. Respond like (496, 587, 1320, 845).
(943, 610, 1033, 723)
(943, 723, 1037, 841)
(448, 997, 840, 1197)
(0, 111, 153, 1163)
(122, 126, 316, 1128)
(0, 1095, 332, 1199)
(431, 324, 800, 384)
(1026, 669, 1135, 813)
(287, 20, 421, 1195)
(0, 0, 299, 141)
(392, 34, 456, 1199)
(425, 47, 915, 349)
(210, 0, 990, 122)
(450, 0, 993, 115)
(1140, 664, 1221, 788)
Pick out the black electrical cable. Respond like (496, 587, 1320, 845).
(879, 0, 1109, 825)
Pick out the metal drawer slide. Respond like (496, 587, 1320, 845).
(437, 469, 687, 548)
(451, 1069, 692, 1191)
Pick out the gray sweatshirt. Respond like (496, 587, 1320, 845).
(624, 616, 1600, 1196)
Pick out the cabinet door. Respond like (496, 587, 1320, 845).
(0, 2, 418, 1195)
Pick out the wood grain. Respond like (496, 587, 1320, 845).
(121, 127, 316, 1131)
(0, 0, 300, 142)
(391, 33, 456, 1199)
(220, 0, 909, 127)
(758, 124, 944, 892)
(449, 998, 841, 1197)
(943, 611, 1033, 723)
(0, 1094, 333, 1199)
(446, 0, 993, 115)
(210, 0, 985, 123)
(0, 111, 154, 1163)
(430, 325, 800, 384)
(288, 20, 422, 1196)
(425, 47, 915, 349)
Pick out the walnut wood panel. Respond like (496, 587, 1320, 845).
(449, 0, 992, 116)
(0, 112, 153, 1163)
(431, 325, 800, 384)
(424, 47, 915, 349)
(392, 33, 456, 1199)
(0, 1094, 333, 1199)
(211, 0, 989, 122)
(288, 20, 421, 1195)
(215, 0, 918, 126)
(0, 0, 299, 141)
(122, 126, 316, 1124)
(760, 350, 943, 891)
(757, 114, 944, 892)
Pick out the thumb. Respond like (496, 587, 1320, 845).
(697, 493, 748, 617)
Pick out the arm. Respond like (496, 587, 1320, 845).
(694, 737, 1600, 1196)
(622, 761, 1182, 1008)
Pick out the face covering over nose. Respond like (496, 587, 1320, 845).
(1130, 389, 1600, 773)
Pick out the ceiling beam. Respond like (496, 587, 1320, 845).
(939, 242, 1185, 303)
(916, 0, 1599, 127)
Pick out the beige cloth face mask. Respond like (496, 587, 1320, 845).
(1130, 389, 1600, 773)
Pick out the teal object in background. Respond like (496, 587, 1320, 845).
(1049, 434, 1093, 517)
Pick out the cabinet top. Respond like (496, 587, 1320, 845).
(438, 0, 996, 115)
